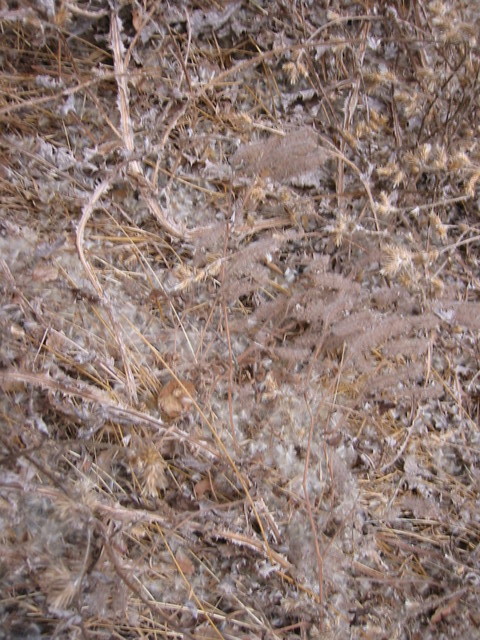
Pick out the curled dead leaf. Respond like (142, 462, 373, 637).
(158, 378, 196, 419)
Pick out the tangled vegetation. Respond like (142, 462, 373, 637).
(1, 1, 480, 638)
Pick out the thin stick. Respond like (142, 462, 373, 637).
(76, 178, 111, 297)
(110, 10, 186, 239)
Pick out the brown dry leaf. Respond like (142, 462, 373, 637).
(32, 265, 58, 282)
(194, 476, 213, 499)
(430, 598, 460, 626)
(230, 127, 328, 182)
(158, 378, 196, 419)
(132, 7, 143, 32)
(175, 548, 195, 577)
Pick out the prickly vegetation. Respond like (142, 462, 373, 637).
(1, 2, 480, 638)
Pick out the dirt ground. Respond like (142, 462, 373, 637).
(1, 1, 480, 638)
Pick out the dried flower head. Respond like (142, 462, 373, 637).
(134, 446, 168, 497)
(429, 275, 445, 296)
(376, 191, 396, 217)
(282, 59, 309, 85)
(42, 562, 81, 610)
(448, 151, 471, 171)
(381, 244, 414, 277)
(428, 212, 448, 241)
(376, 163, 399, 179)
(327, 212, 356, 247)
(466, 169, 480, 198)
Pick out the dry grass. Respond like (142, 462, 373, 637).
(1, 1, 480, 639)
